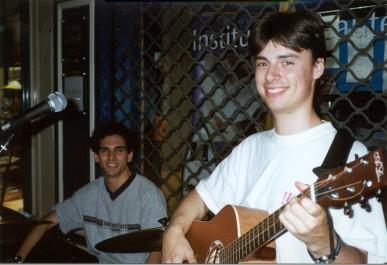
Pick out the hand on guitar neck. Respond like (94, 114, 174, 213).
(279, 181, 368, 263)
(279, 181, 334, 258)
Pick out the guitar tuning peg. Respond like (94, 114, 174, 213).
(376, 189, 382, 202)
(344, 202, 353, 218)
(360, 199, 372, 212)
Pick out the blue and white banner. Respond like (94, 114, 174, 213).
(322, 8, 386, 93)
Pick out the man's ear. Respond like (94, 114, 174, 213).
(94, 152, 100, 163)
(127, 151, 133, 163)
(313, 58, 325, 80)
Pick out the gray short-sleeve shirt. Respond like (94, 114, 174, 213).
(56, 173, 167, 263)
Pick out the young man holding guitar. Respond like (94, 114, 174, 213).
(162, 10, 387, 264)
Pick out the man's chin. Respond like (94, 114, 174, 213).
(104, 171, 120, 178)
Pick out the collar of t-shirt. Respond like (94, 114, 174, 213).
(104, 173, 136, 200)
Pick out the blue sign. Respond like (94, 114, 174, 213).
(322, 9, 386, 92)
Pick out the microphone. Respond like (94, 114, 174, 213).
(1, 91, 68, 133)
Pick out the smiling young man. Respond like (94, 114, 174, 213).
(15, 122, 168, 263)
(161, 11, 387, 264)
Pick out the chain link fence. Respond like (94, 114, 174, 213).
(104, 1, 386, 213)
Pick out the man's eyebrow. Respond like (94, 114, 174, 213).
(278, 54, 299, 59)
(255, 56, 267, 61)
(255, 54, 299, 60)
(98, 145, 127, 150)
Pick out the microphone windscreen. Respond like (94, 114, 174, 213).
(47, 92, 68, 112)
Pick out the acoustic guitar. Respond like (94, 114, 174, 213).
(186, 148, 386, 263)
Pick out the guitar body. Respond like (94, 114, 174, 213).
(186, 205, 275, 263)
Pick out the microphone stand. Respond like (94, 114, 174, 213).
(0, 132, 15, 154)
(0, 132, 15, 208)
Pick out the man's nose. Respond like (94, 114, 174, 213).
(265, 64, 280, 82)
(108, 150, 115, 159)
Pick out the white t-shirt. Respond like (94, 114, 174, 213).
(196, 122, 387, 263)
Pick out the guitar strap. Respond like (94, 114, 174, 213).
(312, 128, 355, 177)
(311, 128, 355, 261)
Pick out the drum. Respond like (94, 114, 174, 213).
(66, 228, 97, 263)
(26, 226, 97, 263)
(0, 206, 32, 262)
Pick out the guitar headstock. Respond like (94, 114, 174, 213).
(315, 147, 386, 211)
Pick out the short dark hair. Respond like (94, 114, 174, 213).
(90, 122, 139, 154)
(248, 10, 328, 114)
(248, 10, 326, 61)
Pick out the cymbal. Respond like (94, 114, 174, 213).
(95, 227, 165, 253)
(0, 212, 52, 226)
(0, 219, 52, 225)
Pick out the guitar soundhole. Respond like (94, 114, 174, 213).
(205, 240, 223, 264)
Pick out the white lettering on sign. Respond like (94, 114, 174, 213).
(192, 26, 250, 52)
(373, 151, 384, 183)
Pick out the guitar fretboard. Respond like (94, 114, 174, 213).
(219, 206, 286, 263)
